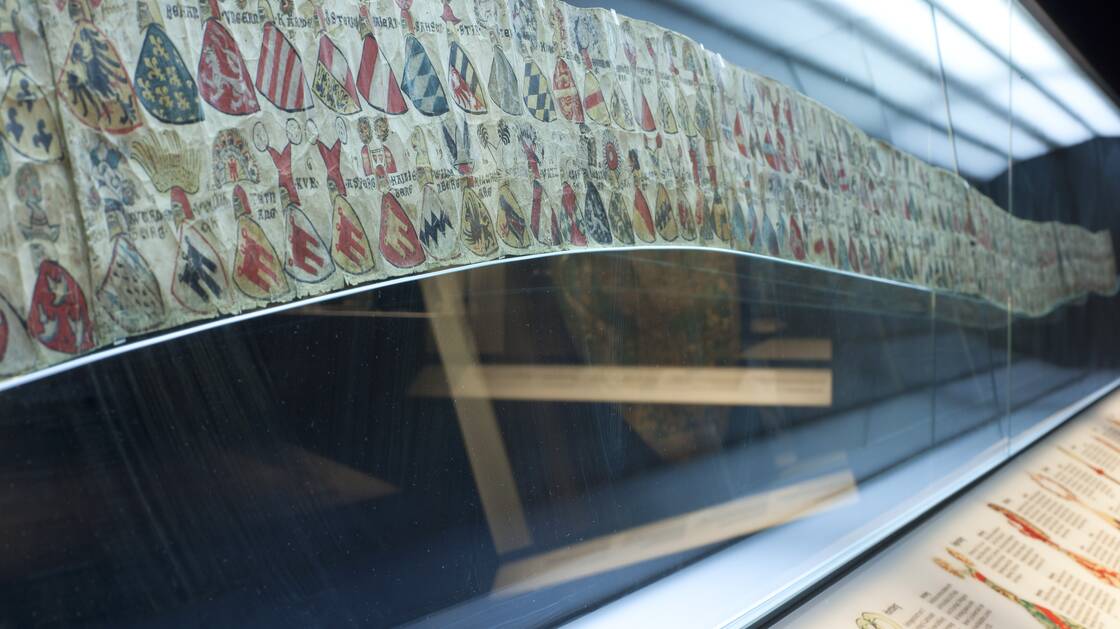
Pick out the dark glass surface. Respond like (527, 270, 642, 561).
(6, 248, 1100, 627)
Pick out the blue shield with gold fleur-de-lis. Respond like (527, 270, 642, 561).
(1, 67, 63, 162)
(522, 60, 556, 123)
(135, 24, 203, 124)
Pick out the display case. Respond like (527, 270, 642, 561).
(0, 0, 1118, 627)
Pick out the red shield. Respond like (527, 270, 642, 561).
(379, 193, 425, 268)
(27, 260, 95, 354)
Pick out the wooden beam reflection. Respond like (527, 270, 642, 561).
(491, 470, 856, 594)
(413, 364, 833, 407)
(420, 274, 534, 555)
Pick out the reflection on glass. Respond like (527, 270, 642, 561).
(6, 246, 1089, 627)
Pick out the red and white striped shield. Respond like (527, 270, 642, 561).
(357, 33, 408, 114)
(256, 21, 313, 112)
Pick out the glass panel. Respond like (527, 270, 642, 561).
(0, 250, 948, 627)
(977, 1, 1118, 444)
(923, 1, 1014, 465)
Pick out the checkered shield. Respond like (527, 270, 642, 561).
(401, 35, 449, 116)
(522, 60, 557, 123)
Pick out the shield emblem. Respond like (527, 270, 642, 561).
(0, 295, 38, 376)
(634, 83, 656, 132)
(658, 88, 678, 134)
(810, 230, 827, 263)
(695, 191, 713, 241)
(172, 224, 228, 313)
(461, 187, 498, 258)
(522, 60, 556, 123)
(694, 96, 714, 141)
(847, 236, 860, 273)
(357, 33, 408, 114)
(136, 24, 203, 124)
(530, 180, 563, 247)
(198, 18, 259, 115)
(27, 260, 95, 354)
(497, 184, 532, 249)
(836, 232, 850, 271)
(553, 59, 584, 124)
(858, 238, 871, 273)
(608, 191, 635, 245)
(379, 192, 426, 268)
(654, 185, 679, 241)
(731, 195, 748, 249)
(609, 83, 634, 130)
(98, 235, 167, 333)
(677, 189, 698, 241)
(401, 35, 449, 116)
(256, 21, 313, 112)
(285, 205, 335, 282)
(233, 215, 288, 300)
(789, 215, 806, 260)
(331, 194, 376, 275)
(711, 192, 731, 243)
(57, 21, 143, 133)
(733, 111, 748, 157)
(748, 199, 763, 253)
(583, 71, 608, 125)
(313, 35, 361, 115)
(488, 44, 521, 115)
(632, 187, 656, 243)
(583, 181, 612, 245)
(762, 210, 780, 257)
(678, 85, 696, 137)
(418, 184, 458, 260)
(448, 42, 487, 114)
(561, 182, 588, 247)
(2, 67, 63, 162)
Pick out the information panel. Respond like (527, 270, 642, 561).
(783, 389, 1120, 629)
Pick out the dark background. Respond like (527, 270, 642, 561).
(1033, 0, 1120, 104)
(975, 2, 1120, 368)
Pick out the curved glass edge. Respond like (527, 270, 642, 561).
(4, 244, 1100, 394)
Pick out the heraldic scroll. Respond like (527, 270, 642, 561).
(0, 0, 1115, 379)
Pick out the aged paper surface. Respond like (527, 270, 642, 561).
(0, 0, 1115, 378)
